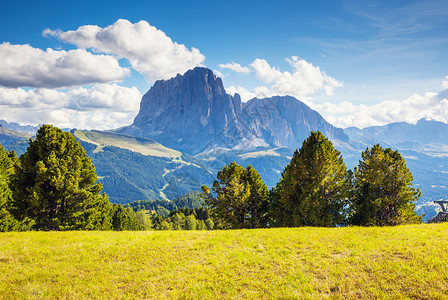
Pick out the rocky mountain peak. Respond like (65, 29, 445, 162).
(119, 67, 348, 154)
(122, 67, 249, 154)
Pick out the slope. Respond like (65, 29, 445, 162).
(74, 130, 214, 204)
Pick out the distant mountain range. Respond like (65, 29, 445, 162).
(0, 120, 38, 135)
(1, 67, 448, 221)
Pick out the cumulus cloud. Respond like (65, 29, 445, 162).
(443, 75, 448, 89)
(212, 69, 225, 78)
(43, 19, 206, 81)
(0, 84, 141, 130)
(223, 57, 343, 101)
(218, 62, 251, 74)
(225, 86, 256, 102)
(314, 90, 448, 128)
(250, 56, 343, 99)
(0, 42, 129, 88)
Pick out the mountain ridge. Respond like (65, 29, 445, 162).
(119, 67, 349, 154)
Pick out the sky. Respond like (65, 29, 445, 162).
(1, 0, 448, 129)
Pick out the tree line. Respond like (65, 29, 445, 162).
(0, 125, 148, 231)
(201, 131, 422, 229)
(0, 126, 422, 231)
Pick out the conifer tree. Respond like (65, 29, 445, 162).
(11, 125, 111, 230)
(185, 214, 198, 230)
(0, 145, 33, 231)
(273, 131, 349, 227)
(350, 144, 422, 226)
(201, 162, 270, 229)
(110, 204, 140, 230)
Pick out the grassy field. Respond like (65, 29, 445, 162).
(1, 224, 447, 299)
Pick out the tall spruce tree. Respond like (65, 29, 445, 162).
(273, 131, 349, 227)
(350, 144, 422, 226)
(201, 162, 270, 229)
(11, 125, 111, 230)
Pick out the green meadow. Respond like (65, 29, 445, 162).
(1, 223, 447, 299)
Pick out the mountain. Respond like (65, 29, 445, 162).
(73, 130, 182, 158)
(0, 120, 38, 135)
(345, 118, 448, 150)
(244, 96, 348, 148)
(120, 67, 255, 154)
(72, 130, 214, 204)
(120, 67, 348, 154)
(0, 124, 32, 155)
(2, 68, 447, 220)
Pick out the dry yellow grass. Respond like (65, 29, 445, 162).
(1, 223, 447, 299)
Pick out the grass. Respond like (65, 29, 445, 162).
(73, 130, 182, 158)
(1, 224, 447, 299)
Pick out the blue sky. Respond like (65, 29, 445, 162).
(1, 0, 448, 129)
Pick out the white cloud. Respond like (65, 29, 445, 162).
(443, 75, 448, 89)
(250, 59, 283, 83)
(67, 84, 141, 111)
(43, 19, 206, 81)
(0, 84, 141, 130)
(212, 69, 225, 78)
(250, 56, 343, 99)
(218, 62, 251, 74)
(225, 86, 256, 102)
(0, 42, 129, 88)
(314, 89, 448, 128)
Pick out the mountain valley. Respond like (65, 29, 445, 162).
(2, 68, 448, 220)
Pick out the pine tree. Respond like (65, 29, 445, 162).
(205, 218, 214, 230)
(273, 131, 349, 227)
(11, 125, 111, 230)
(201, 162, 270, 229)
(110, 204, 140, 230)
(350, 144, 422, 226)
(185, 214, 198, 230)
(0, 145, 33, 231)
(171, 212, 186, 230)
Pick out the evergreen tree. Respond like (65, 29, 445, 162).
(0, 145, 33, 231)
(160, 220, 172, 230)
(273, 131, 349, 227)
(205, 218, 214, 230)
(110, 204, 140, 230)
(185, 214, 198, 230)
(201, 162, 270, 229)
(197, 219, 206, 230)
(172, 212, 186, 230)
(135, 210, 152, 230)
(11, 125, 111, 230)
(244, 165, 271, 228)
(350, 144, 422, 226)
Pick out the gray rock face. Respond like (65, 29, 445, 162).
(122, 67, 251, 154)
(243, 96, 349, 148)
(121, 67, 349, 154)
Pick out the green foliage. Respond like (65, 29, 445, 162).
(150, 207, 214, 230)
(10, 125, 111, 230)
(350, 144, 422, 226)
(273, 131, 349, 227)
(110, 204, 140, 231)
(0, 144, 34, 231)
(201, 162, 270, 229)
(185, 214, 197, 230)
(135, 210, 152, 230)
(125, 191, 204, 217)
(78, 138, 213, 204)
